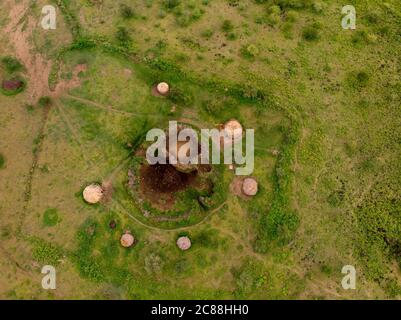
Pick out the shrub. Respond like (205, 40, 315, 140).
(0, 153, 4, 169)
(286, 10, 298, 22)
(38, 96, 52, 107)
(348, 70, 370, 88)
(302, 24, 320, 41)
(201, 29, 214, 39)
(163, 0, 181, 9)
(168, 87, 193, 105)
(365, 11, 380, 24)
(43, 208, 60, 227)
(268, 5, 281, 15)
(1, 56, 24, 73)
(241, 44, 260, 59)
(115, 26, 131, 45)
(222, 20, 234, 32)
(120, 4, 134, 19)
(32, 238, 63, 265)
(193, 229, 219, 248)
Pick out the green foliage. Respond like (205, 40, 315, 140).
(43, 208, 60, 227)
(1, 56, 24, 73)
(38, 96, 52, 107)
(73, 218, 105, 282)
(120, 4, 135, 19)
(168, 86, 194, 105)
(347, 70, 370, 89)
(222, 20, 234, 33)
(115, 26, 132, 46)
(302, 23, 320, 41)
(0, 153, 5, 169)
(254, 122, 300, 251)
(163, 0, 181, 9)
(52, 0, 82, 39)
(32, 238, 63, 265)
(201, 29, 214, 39)
(240, 44, 260, 59)
(192, 228, 219, 248)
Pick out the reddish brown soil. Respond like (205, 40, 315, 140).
(151, 84, 169, 97)
(2, 79, 23, 90)
(140, 163, 197, 193)
(230, 176, 252, 200)
(4, 1, 85, 102)
(138, 163, 212, 211)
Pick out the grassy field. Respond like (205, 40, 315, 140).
(0, 0, 400, 299)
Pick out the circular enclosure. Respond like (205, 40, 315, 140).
(83, 184, 103, 204)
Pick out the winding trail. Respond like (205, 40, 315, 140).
(111, 198, 228, 232)
(66, 94, 162, 118)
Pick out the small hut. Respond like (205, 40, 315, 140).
(222, 119, 243, 144)
(242, 177, 258, 196)
(120, 231, 135, 248)
(176, 236, 191, 251)
(83, 183, 103, 204)
(156, 82, 170, 96)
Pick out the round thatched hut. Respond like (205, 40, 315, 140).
(83, 184, 103, 204)
(156, 82, 170, 96)
(176, 236, 191, 251)
(242, 177, 258, 196)
(222, 119, 243, 144)
(120, 231, 135, 248)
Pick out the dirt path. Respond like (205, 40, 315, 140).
(54, 101, 93, 166)
(111, 197, 228, 232)
(66, 94, 162, 118)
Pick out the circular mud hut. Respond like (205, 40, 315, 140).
(120, 231, 135, 248)
(156, 82, 170, 96)
(83, 183, 103, 204)
(242, 177, 258, 196)
(176, 236, 191, 251)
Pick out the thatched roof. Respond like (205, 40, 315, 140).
(223, 119, 243, 142)
(120, 232, 135, 248)
(156, 82, 170, 95)
(168, 140, 198, 173)
(176, 236, 191, 250)
(242, 177, 258, 196)
(83, 184, 103, 204)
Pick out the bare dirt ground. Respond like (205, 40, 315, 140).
(5, 0, 51, 102)
(4, 0, 86, 103)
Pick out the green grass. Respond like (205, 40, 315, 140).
(1, 0, 400, 300)
(43, 208, 60, 227)
(0, 153, 4, 169)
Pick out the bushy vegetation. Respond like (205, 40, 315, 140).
(32, 238, 64, 266)
(43, 208, 60, 227)
(2, 0, 399, 300)
(1, 56, 24, 73)
(0, 153, 5, 169)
